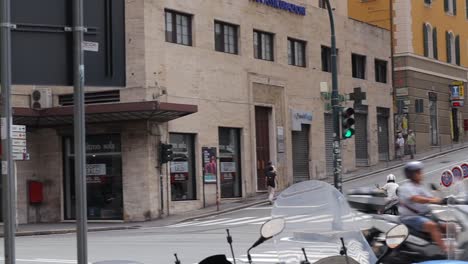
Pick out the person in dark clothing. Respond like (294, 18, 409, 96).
(265, 162, 278, 205)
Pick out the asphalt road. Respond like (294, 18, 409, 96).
(1, 148, 468, 264)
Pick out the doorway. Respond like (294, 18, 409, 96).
(292, 124, 310, 183)
(255, 106, 271, 191)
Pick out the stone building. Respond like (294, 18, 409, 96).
(8, 0, 393, 223)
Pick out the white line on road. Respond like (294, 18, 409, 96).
(198, 217, 254, 226)
(168, 218, 229, 228)
(225, 216, 272, 225)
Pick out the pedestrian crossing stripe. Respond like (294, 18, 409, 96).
(167, 213, 370, 228)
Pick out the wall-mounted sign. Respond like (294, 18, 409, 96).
(86, 164, 106, 176)
(291, 109, 312, 131)
(250, 0, 306, 16)
(449, 82, 464, 100)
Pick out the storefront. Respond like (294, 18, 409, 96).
(219, 127, 242, 198)
(169, 133, 196, 201)
(63, 134, 123, 220)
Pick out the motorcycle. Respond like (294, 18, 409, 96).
(346, 184, 399, 215)
(364, 182, 468, 263)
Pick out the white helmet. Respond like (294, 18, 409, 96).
(387, 174, 396, 182)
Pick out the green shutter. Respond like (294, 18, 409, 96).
(433, 28, 438, 59)
(444, 0, 449, 12)
(453, 0, 457, 15)
(423, 24, 429, 57)
(455, 35, 461, 65)
(446, 31, 451, 63)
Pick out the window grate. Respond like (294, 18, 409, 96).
(59, 90, 120, 106)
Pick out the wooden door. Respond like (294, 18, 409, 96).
(255, 106, 270, 191)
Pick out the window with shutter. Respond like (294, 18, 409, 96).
(466, 0, 468, 18)
(445, 0, 449, 12)
(423, 24, 429, 57)
(433, 28, 438, 59)
(455, 35, 460, 66)
(453, 0, 457, 15)
(446, 31, 452, 63)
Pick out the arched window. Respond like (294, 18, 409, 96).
(423, 23, 433, 58)
(446, 31, 456, 64)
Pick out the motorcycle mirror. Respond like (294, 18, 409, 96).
(260, 218, 285, 239)
(385, 224, 409, 249)
(199, 255, 232, 264)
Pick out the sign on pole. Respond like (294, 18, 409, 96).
(461, 163, 468, 178)
(452, 166, 463, 182)
(441, 170, 454, 187)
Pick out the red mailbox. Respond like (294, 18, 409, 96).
(28, 181, 43, 204)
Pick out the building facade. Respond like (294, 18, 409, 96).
(8, 0, 393, 224)
(349, 0, 468, 152)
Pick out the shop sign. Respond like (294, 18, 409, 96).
(449, 82, 464, 100)
(250, 0, 306, 16)
(86, 141, 118, 153)
(87, 176, 102, 184)
(291, 109, 312, 131)
(202, 147, 217, 183)
(221, 162, 236, 173)
(277, 126, 285, 153)
(86, 164, 106, 176)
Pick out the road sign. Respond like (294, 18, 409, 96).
(452, 166, 463, 181)
(461, 163, 468, 178)
(12, 153, 29, 161)
(441, 170, 454, 187)
(12, 139, 26, 147)
(12, 146, 26, 153)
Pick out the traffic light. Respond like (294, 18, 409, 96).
(160, 143, 173, 164)
(341, 107, 355, 139)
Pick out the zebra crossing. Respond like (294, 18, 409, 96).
(167, 212, 372, 228)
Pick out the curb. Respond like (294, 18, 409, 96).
(343, 145, 468, 183)
(0, 226, 141, 238)
(173, 199, 269, 224)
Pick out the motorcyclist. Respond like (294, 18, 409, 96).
(381, 174, 399, 200)
(398, 161, 448, 252)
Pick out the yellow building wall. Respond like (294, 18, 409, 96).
(412, 0, 468, 67)
(348, 0, 391, 30)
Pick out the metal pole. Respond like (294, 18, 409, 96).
(324, 0, 342, 192)
(1, 0, 16, 261)
(73, 0, 88, 262)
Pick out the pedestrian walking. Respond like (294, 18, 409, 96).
(407, 129, 416, 159)
(396, 133, 405, 160)
(265, 161, 278, 205)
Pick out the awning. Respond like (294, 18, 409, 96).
(13, 101, 197, 127)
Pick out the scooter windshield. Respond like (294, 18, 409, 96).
(444, 177, 468, 260)
(272, 180, 377, 264)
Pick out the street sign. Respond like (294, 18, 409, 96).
(11, 131, 26, 139)
(461, 163, 468, 178)
(11, 125, 25, 133)
(441, 170, 454, 187)
(12, 152, 29, 161)
(12, 146, 26, 153)
(12, 139, 26, 147)
(452, 166, 463, 182)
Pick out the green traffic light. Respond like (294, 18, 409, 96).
(343, 129, 354, 138)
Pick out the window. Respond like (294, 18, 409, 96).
(288, 38, 306, 67)
(170, 133, 196, 201)
(214, 21, 239, 54)
(446, 31, 457, 64)
(466, 0, 468, 18)
(165, 10, 192, 46)
(319, 0, 326, 9)
(424, 0, 432, 5)
(444, 0, 457, 15)
(352, 54, 366, 79)
(321, 46, 339, 72)
(253, 30, 274, 61)
(375, 59, 388, 83)
(432, 27, 438, 59)
(219, 128, 242, 198)
(415, 99, 424, 113)
(423, 23, 434, 58)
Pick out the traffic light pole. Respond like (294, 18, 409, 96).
(324, 0, 342, 193)
(1, 0, 17, 262)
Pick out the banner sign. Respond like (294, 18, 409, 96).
(202, 147, 217, 183)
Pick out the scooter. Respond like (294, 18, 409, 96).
(346, 185, 399, 215)
(364, 186, 468, 263)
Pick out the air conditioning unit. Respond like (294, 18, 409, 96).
(31, 88, 52, 109)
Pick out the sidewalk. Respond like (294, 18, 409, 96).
(0, 193, 269, 237)
(341, 141, 468, 182)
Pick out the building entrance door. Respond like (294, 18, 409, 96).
(255, 106, 270, 191)
(292, 124, 310, 183)
(429, 100, 438, 145)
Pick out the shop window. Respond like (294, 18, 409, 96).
(64, 134, 123, 220)
(219, 128, 242, 198)
(170, 133, 196, 201)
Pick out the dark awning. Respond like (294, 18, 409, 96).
(13, 101, 197, 127)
